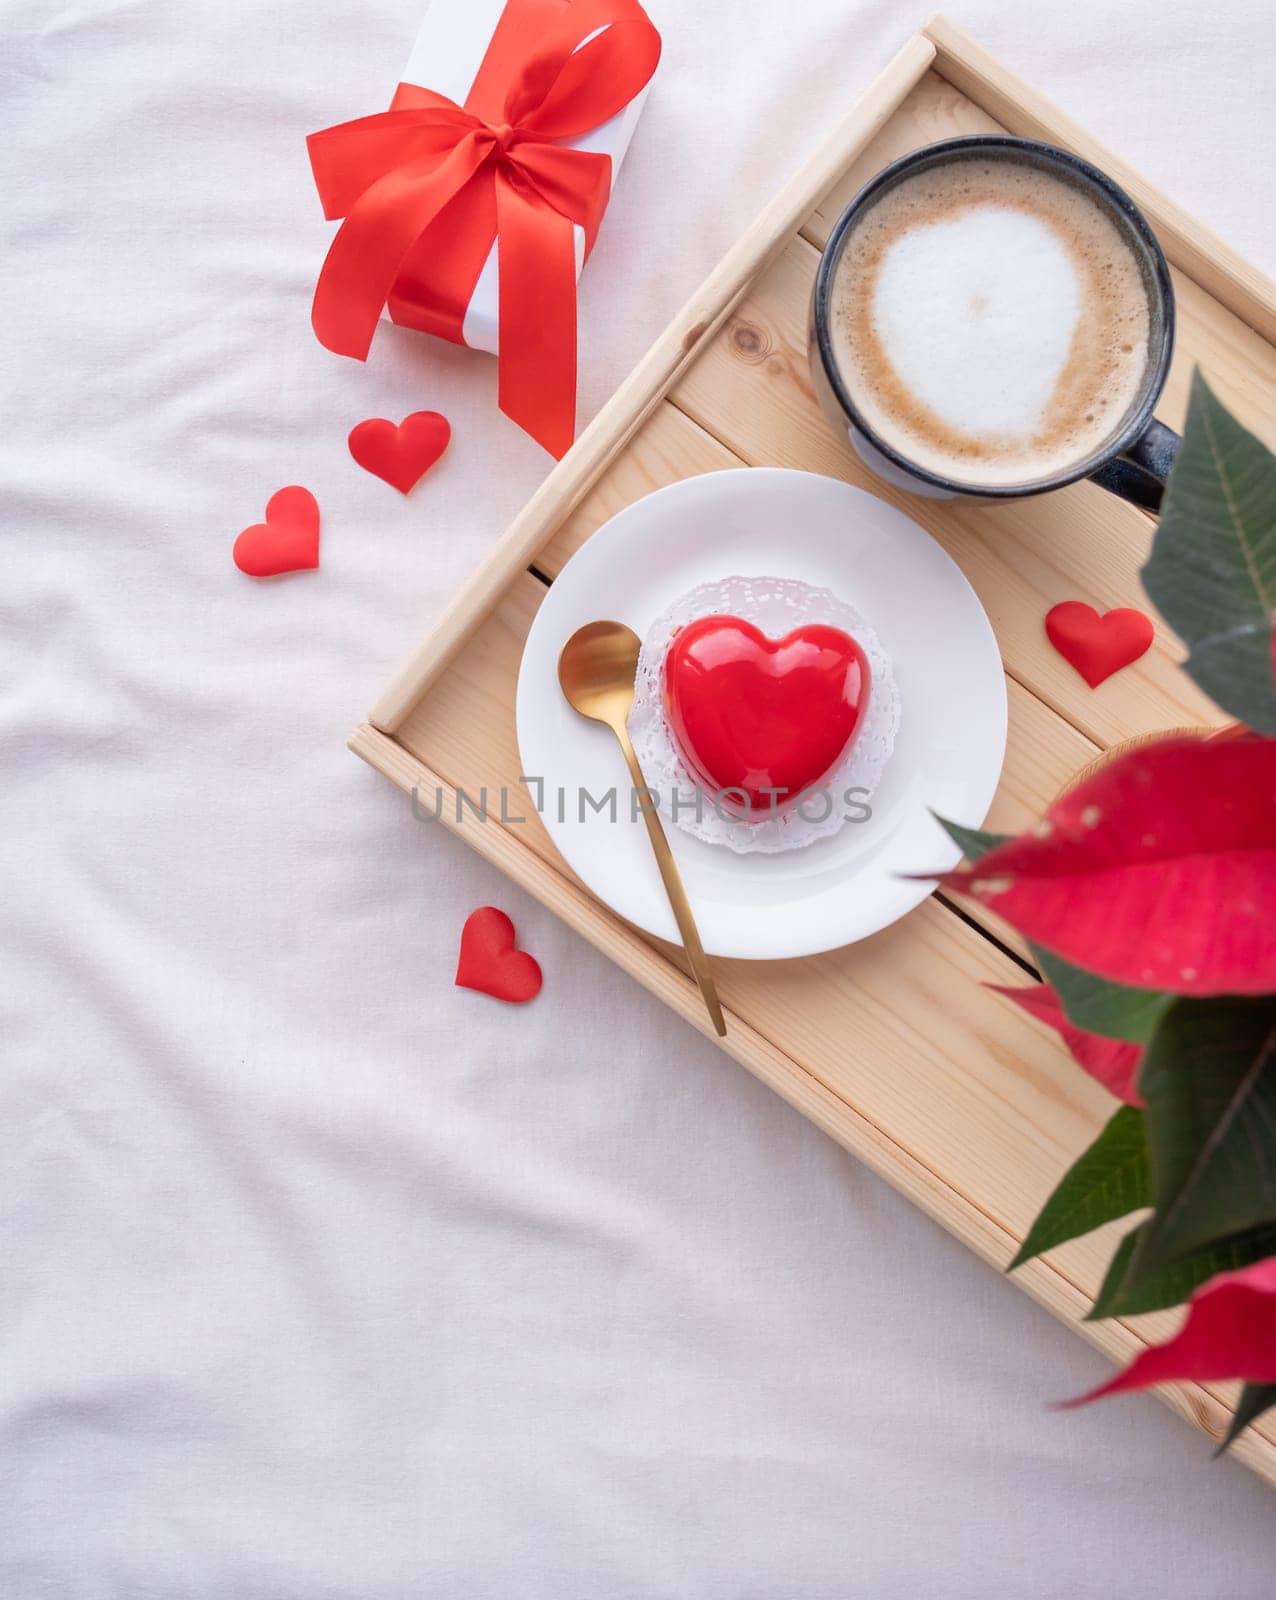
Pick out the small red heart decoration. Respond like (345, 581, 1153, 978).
(1045, 601, 1154, 688)
(233, 486, 320, 577)
(348, 411, 451, 494)
(665, 615, 870, 814)
(455, 907, 542, 1004)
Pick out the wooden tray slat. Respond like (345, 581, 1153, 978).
(352, 21, 1276, 1481)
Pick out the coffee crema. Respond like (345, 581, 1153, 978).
(828, 155, 1153, 487)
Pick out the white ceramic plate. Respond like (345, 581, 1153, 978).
(515, 469, 1007, 960)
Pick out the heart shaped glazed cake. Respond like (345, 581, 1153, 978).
(665, 616, 871, 815)
(628, 576, 902, 855)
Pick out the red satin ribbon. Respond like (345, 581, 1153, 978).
(307, 1, 661, 458)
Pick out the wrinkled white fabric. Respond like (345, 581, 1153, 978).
(2, 1, 1275, 1595)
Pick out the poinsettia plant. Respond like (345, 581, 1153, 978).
(939, 373, 1276, 1454)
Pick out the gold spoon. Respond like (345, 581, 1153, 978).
(558, 620, 726, 1038)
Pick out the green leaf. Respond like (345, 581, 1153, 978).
(933, 815, 1008, 862)
(1127, 995, 1276, 1285)
(1089, 1220, 1276, 1320)
(1032, 946, 1171, 1046)
(1142, 371, 1276, 734)
(1216, 1382, 1276, 1456)
(1009, 1106, 1148, 1271)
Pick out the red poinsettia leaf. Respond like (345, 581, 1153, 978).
(940, 735, 1276, 995)
(991, 982, 1144, 1105)
(1069, 1256, 1276, 1403)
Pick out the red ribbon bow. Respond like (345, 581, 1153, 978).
(307, 1, 661, 458)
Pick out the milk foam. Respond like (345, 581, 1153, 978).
(829, 156, 1153, 487)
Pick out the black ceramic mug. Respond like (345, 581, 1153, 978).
(809, 136, 1179, 511)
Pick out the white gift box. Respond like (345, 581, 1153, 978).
(387, 0, 654, 354)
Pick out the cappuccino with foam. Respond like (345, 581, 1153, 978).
(828, 153, 1154, 488)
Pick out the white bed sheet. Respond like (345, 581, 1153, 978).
(3, 0, 1276, 1594)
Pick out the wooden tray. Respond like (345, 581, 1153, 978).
(351, 17, 1276, 1483)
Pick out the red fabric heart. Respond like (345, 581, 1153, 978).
(233, 486, 320, 577)
(665, 615, 870, 815)
(348, 411, 451, 494)
(455, 907, 542, 1004)
(1045, 601, 1154, 688)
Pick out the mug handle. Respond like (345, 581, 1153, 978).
(1087, 417, 1179, 513)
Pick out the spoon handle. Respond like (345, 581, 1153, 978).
(615, 728, 727, 1038)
